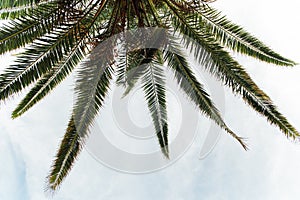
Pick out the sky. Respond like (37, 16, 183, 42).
(1, 0, 300, 199)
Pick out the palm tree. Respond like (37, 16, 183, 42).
(0, 0, 298, 191)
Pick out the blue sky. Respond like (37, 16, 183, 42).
(1, 0, 300, 199)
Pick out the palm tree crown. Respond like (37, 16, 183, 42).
(0, 0, 298, 191)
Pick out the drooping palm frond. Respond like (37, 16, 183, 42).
(164, 1, 299, 138)
(117, 28, 169, 96)
(195, 6, 296, 66)
(168, 0, 296, 66)
(0, 0, 298, 192)
(0, 0, 108, 102)
(141, 54, 169, 157)
(46, 116, 81, 192)
(11, 1, 110, 117)
(164, 37, 247, 149)
(117, 48, 158, 97)
(47, 40, 115, 191)
(0, 26, 81, 100)
(11, 40, 90, 118)
(115, 30, 163, 96)
(115, 30, 170, 155)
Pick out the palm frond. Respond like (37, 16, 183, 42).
(12, 40, 90, 118)
(11, 0, 110, 117)
(166, 3, 299, 139)
(198, 5, 296, 66)
(115, 35, 130, 86)
(164, 38, 247, 149)
(117, 28, 168, 96)
(0, 0, 107, 101)
(0, 0, 57, 19)
(0, 0, 41, 10)
(48, 1, 119, 191)
(119, 48, 159, 97)
(173, 1, 296, 66)
(0, 6, 34, 19)
(47, 116, 81, 192)
(0, 25, 81, 101)
(142, 57, 169, 157)
(47, 41, 115, 191)
(0, 2, 60, 55)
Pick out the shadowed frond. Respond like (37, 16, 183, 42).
(119, 48, 159, 97)
(166, 3, 299, 139)
(47, 41, 115, 191)
(164, 38, 247, 149)
(142, 57, 169, 157)
(46, 116, 81, 192)
(117, 28, 168, 97)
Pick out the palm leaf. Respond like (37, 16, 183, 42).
(47, 41, 115, 191)
(0, 0, 41, 10)
(119, 48, 159, 97)
(166, 3, 299, 139)
(12, 40, 90, 118)
(0, 0, 107, 101)
(0, 25, 81, 101)
(11, 0, 110, 117)
(47, 116, 81, 192)
(0, 2, 60, 55)
(142, 58, 169, 157)
(0, 6, 34, 19)
(171, 0, 296, 66)
(164, 38, 247, 149)
(118, 28, 168, 97)
(198, 4, 296, 66)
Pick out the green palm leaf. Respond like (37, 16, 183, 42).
(117, 28, 167, 96)
(12, 40, 90, 118)
(48, 42, 115, 191)
(0, 2, 60, 55)
(0, 0, 55, 19)
(142, 56, 169, 157)
(168, 0, 296, 66)
(11, 1, 110, 117)
(0, 0, 41, 10)
(166, 2, 299, 139)
(119, 48, 159, 97)
(196, 4, 296, 66)
(47, 116, 81, 192)
(0, 6, 34, 19)
(164, 38, 247, 149)
(0, 25, 80, 100)
(0, 0, 107, 101)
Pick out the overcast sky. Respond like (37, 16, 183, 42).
(1, 0, 300, 199)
